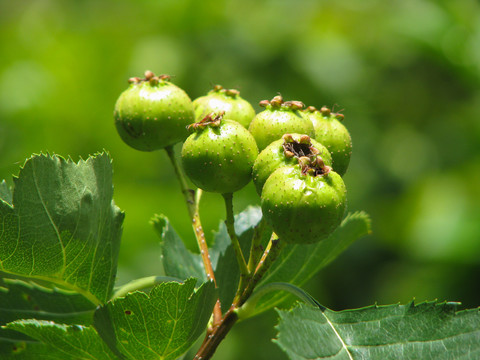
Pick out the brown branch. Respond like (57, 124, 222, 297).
(194, 308, 239, 360)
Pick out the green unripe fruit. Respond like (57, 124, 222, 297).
(252, 133, 332, 196)
(261, 158, 346, 244)
(193, 85, 256, 128)
(114, 71, 195, 151)
(248, 96, 315, 151)
(303, 106, 352, 176)
(181, 112, 259, 193)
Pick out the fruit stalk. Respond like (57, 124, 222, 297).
(194, 234, 285, 359)
(165, 145, 222, 325)
(247, 217, 267, 274)
(222, 192, 250, 285)
(238, 234, 285, 307)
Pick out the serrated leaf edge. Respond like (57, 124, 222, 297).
(275, 299, 479, 353)
(0, 151, 122, 306)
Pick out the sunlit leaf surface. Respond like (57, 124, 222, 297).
(94, 278, 217, 360)
(6, 320, 117, 360)
(0, 153, 124, 305)
(276, 301, 480, 360)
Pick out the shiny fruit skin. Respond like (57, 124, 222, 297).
(261, 165, 346, 244)
(303, 107, 352, 176)
(248, 99, 315, 151)
(193, 86, 256, 128)
(181, 118, 258, 193)
(114, 77, 194, 151)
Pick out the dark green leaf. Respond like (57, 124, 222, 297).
(153, 214, 206, 283)
(275, 301, 480, 360)
(0, 153, 124, 305)
(0, 278, 95, 344)
(93, 278, 217, 360)
(6, 320, 117, 359)
(0, 180, 12, 205)
(255, 212, 371, 315)
(0, 340, 71, 359)
(153, 206, 262, 311)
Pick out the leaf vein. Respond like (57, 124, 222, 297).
(321, 311, 354, 360)
(31, 161, 66, 273)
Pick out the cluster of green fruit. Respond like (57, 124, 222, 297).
(114, 71, 352, 244)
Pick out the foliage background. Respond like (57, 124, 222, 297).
(1, 0, 479, 359)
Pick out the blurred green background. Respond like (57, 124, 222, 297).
(1, 0, 480, 358)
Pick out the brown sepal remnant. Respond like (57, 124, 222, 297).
(127, 70, 171, 84)
(258, 95, 304, 110)
(305, 105, 345, 121)
(281, 134, 319, 160)
(281, 134, 330, 177)
(187, 111, 225, 131)
(211, 84, 240, 97)
(299, 155, 331, 177)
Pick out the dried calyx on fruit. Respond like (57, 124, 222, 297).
(187, 110, 223, 130)
(181, 112, 258, 194)
(193, 85, 256, 128)
(248, 95, 315, 151)
(114, 70, 194, 151)
(303, 105, 352, 176)
(252, 133, 332, 195)
(261, 154, 346, 245)
(297, 155, 331, 176)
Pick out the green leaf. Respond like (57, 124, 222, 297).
(275, 301, 480, 360)
(153, 206, 262, 311)
(153, 214, 206, 283)
(0, 278, 95, 344)
(0, 180, 12, 205)
(6, 320, 117, 359)
(154, 207, 369, 315)
(0, 153, 124, 305)
(254, 211, 371, 315)
(93, 278, 217, 360)
(0, 340, 70, 359)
